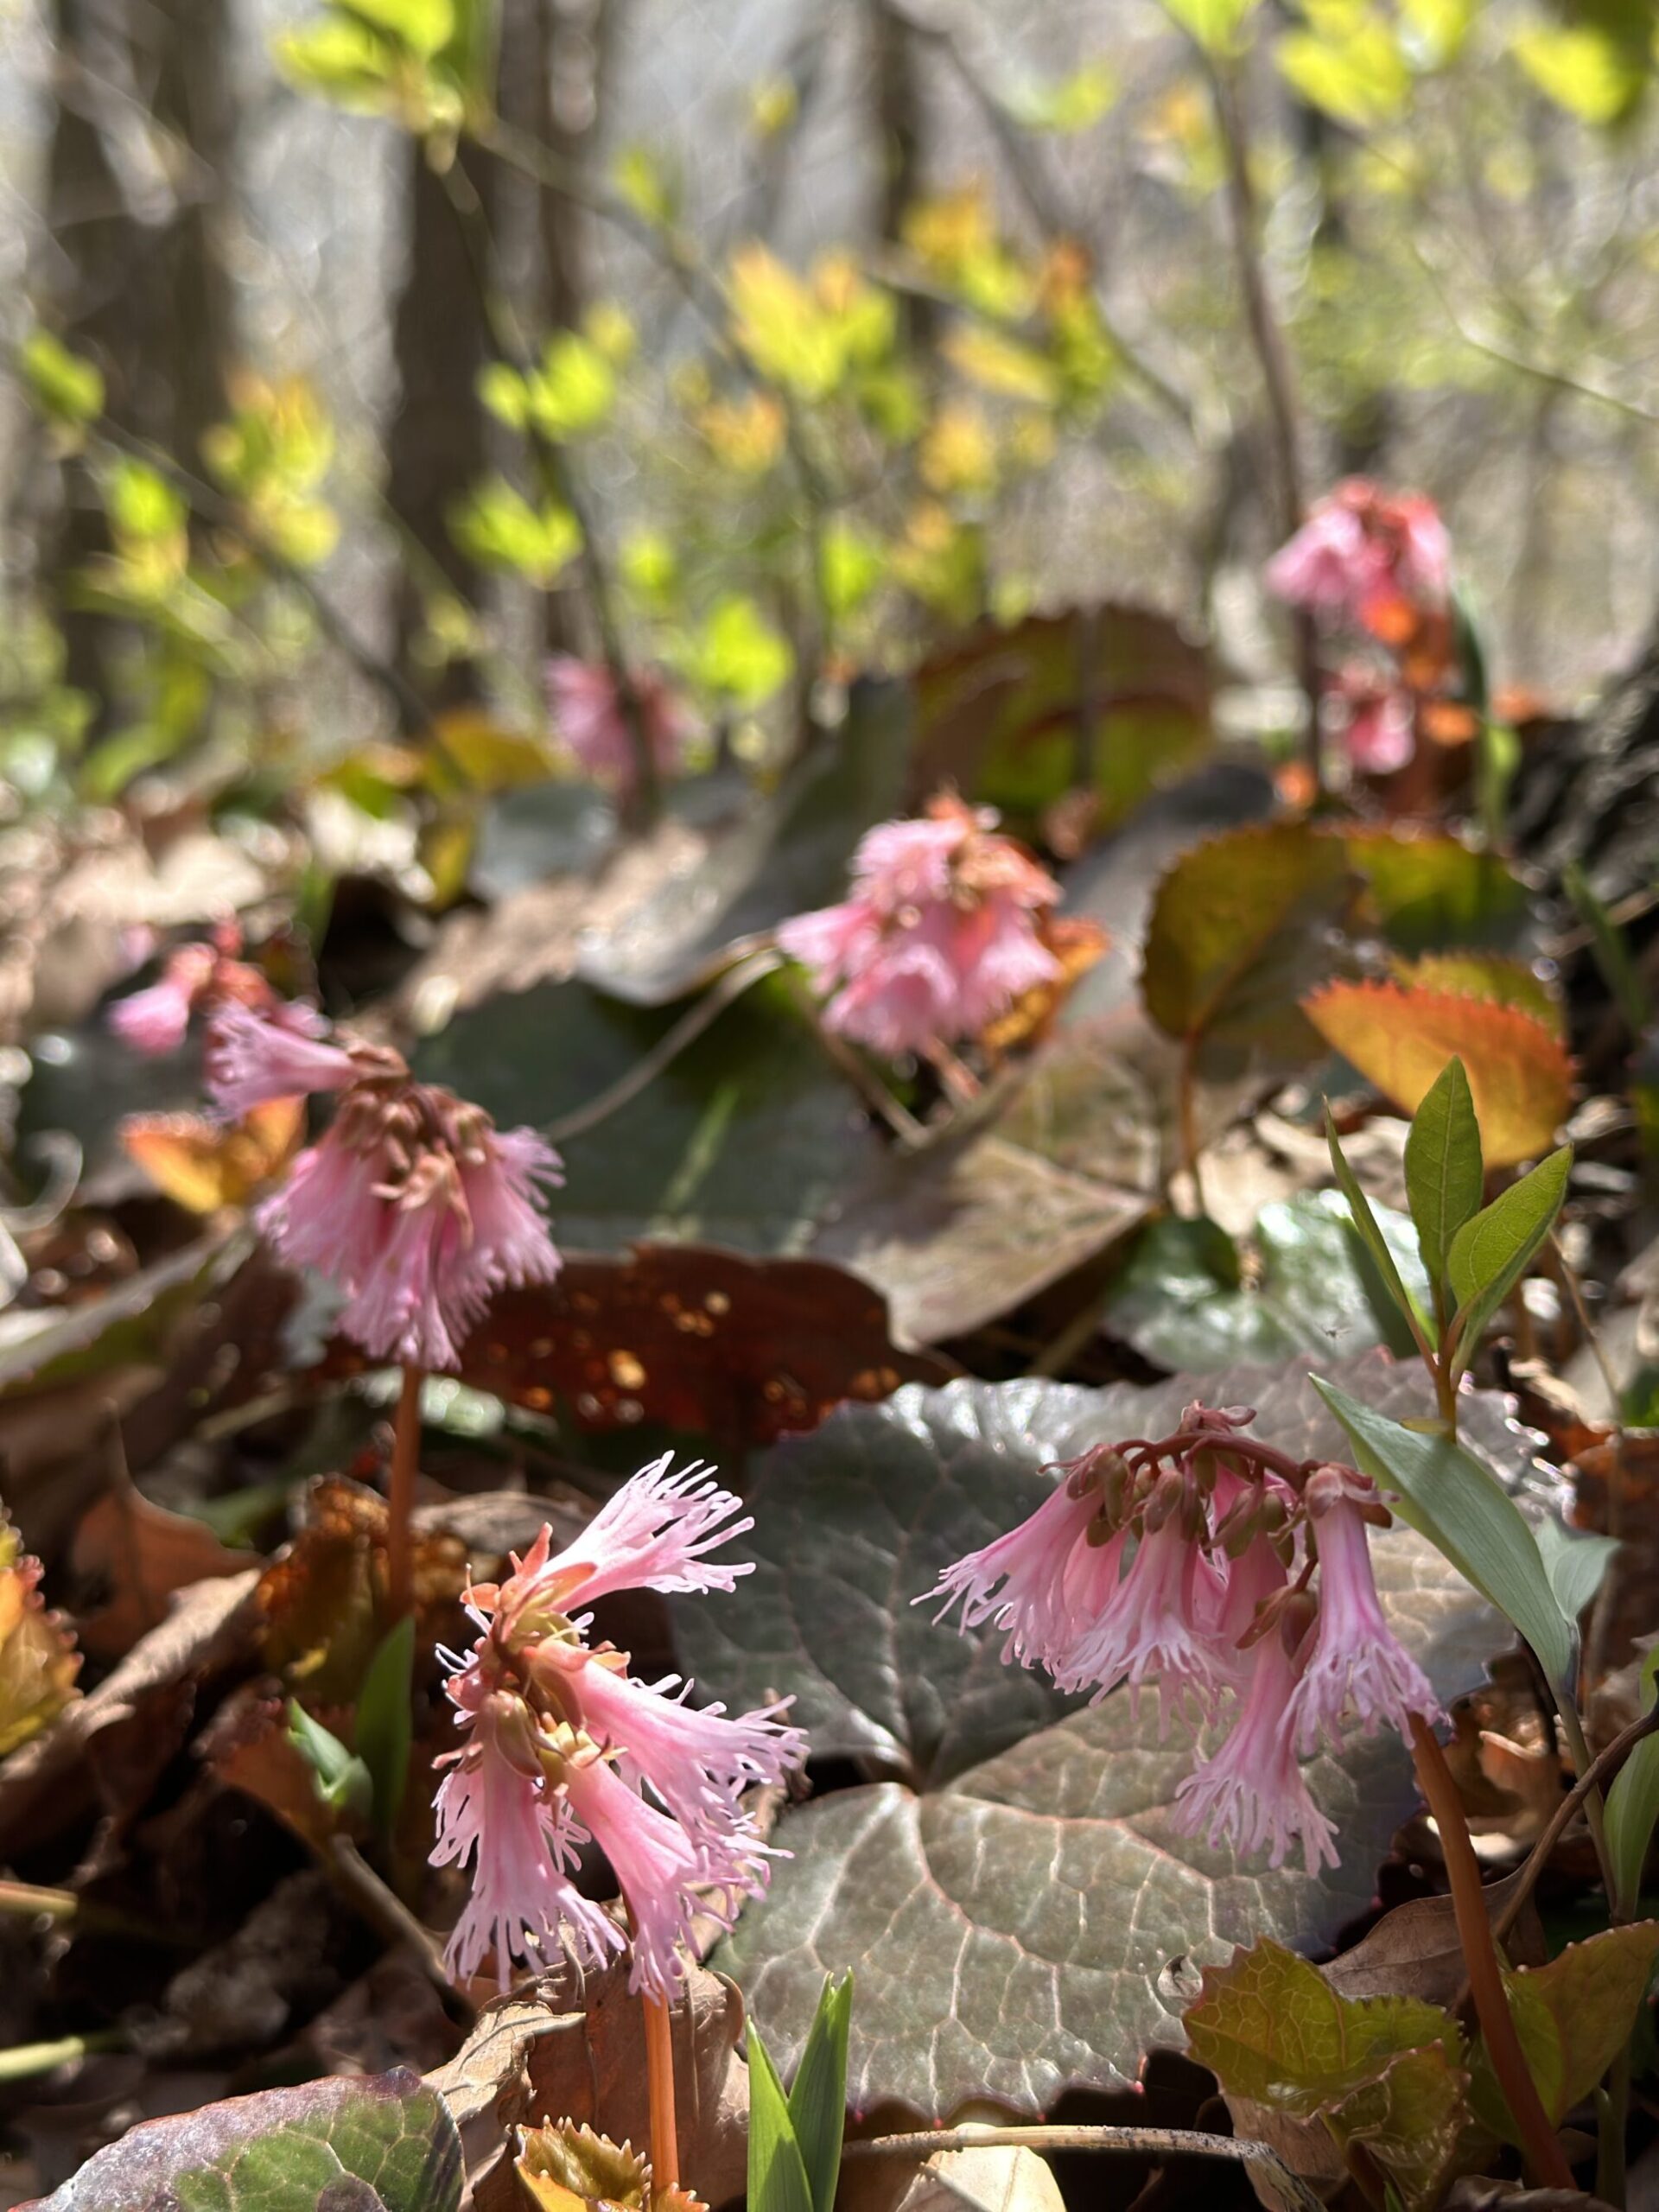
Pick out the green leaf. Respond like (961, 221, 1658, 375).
(21, 330, 104, 428)
(1142, 822, 1360, 1076)
(287, 1698, 373, 1823)
(1533, 1517, 1619, 1630)
(340, 0, 454, 60)
(1513, 24, 1648, 125)
(747, 2021, 817, 2212)
(703, 1360, 1527, 2115)
(690, 594, 794, 709)
(1446, 1147, 1571, 1378)
(274, 15, 396, 105)
(1471, 1924, 1659, 2136)
(356, 1615, 415, 1841)
(1322, 2044, 1472, 2212)
(786, 1974, 852, 2212)
(1403, 1058, 1484, 1287)
(1606, 1650, 1659, 1918)
(1325, 1110, 1433, 1348)
(1565, 860, 1651, 1035)
(1108, 1190, 1430, 1372)
(1312, 1378, 1573, 1687)
(1184, 1938, 1460, 2113)
(1005, 60, 1118, 133)
(1160, 0, 1258, 55)
(23, 2065, 461, 2210)
(1341, 828, 1532, 957)
(1277, 21, 1412, 129)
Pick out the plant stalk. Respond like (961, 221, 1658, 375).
(643, 1989, 680, 2190)
(386, 1363, 423, 1620)
(1409, 1713, 1573, 2190)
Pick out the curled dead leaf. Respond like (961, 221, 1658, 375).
(0, 1512, 80, 1758)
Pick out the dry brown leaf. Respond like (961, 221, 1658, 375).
(429, 1958, 747, 2212)
(0, 1513, 80, 1757)
(71, 1482, 257, 1661)
(120, 1096, 303, 1214)
(1322, 1871, 1545, 2008)
(0, 1569, 259, 1853)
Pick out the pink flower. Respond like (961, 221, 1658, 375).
(205, 1002, 358, 1116)
(1291, 1472, 1441, 1754)
(1173, 1623, 1339, 1876)
(432, 1687, 626, 1987)
(531, 1643, 804, 1848)
(432, 1457, 804, 1996)
(548, 658, 692, 794)
(1267, 500, 1382, 616)
(779, 797, 1062, 1058)
(1268, 480, 1450, 629)
(1334, 671, 1416, 775)
(500, 1453, 754, 1618)
(922, 1465, 1120, 1672)
(109, 943, 218, 1055)
(261, 1097, 563, 1370)
(1056, 1516, 1226, 1731)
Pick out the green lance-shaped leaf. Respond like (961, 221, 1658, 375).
(1325, 1108, 1433, 1350)
(1446, 1147, 1572, 1381)
(288, 1699, 374, 1825)
(356, 1613, 416, 1842)
(1606, 1649, 1659, 1918)
(747, 2020, 817, 2212)
(1533, 1518, 1620, 1633)
(1403, 1058, 1484, 1287)
(786, 1974, 853, 2212)
(1313, 1378, 1574, 1688)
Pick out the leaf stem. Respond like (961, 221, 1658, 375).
(643, 1988, 680, 2190)
(1408, 1713, 1573, 2190)
(0, 2029, 128, 2084)
(386, 1363, 423, 1621)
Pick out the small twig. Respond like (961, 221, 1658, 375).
(1491, 1704, 1659, 1949)
(84, 417, 436, 740)
(386, 1363, 423, 1621)
(327, 1835, 469, 2017)
(844, 2123, 1322, 2212)
(543, 953, 783, 1142)
(437, 153, 662, 820)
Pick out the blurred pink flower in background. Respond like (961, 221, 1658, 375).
(778, 795, 1062, 1058)
(547, 657, 693, 793)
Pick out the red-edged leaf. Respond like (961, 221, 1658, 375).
(1303, 981, 1573, 1167)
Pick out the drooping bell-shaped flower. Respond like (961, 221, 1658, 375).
(1332, 667, 1416, 776)
(432, 1453, 804, 1996)
(920, 1453, 1123, 1672)
(206, 1001, 563, 1370)
(1290, 1467, 1441, 1754)
(109, 924, 300, 1060)
(1268, 480, 1451, 632)
(778, 794, 1062, 1058)
(1056, 1510, 1226, 1732)
(547, 658, 693, 794)
(1172, 1617, 1340, 1877)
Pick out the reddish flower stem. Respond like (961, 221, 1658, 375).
(643, 1988, 680, 2190)
(386, 1363, 423, 1620)
(1408, 1713, 1573, 2190)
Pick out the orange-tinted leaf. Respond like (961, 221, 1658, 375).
(0, 1516, 80, 1758)
(1303, 981, 1573, 1168)
(121, 1096, 303, 1213)
(1391, 954, 1565, 1040)
(982, 914, 1109, 1056)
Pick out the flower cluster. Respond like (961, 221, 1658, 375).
(1268, 479, 1456, 778)
(108, 921, 296, 1058)
(548, 657, 693, 796)
(205, 1001, 562, 1370)
(924, 1403, 1440, 1875)
(777, 793, 1064, 1058)
(431, 1453, 804, 1994)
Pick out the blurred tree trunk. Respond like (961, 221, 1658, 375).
(385, 145, 495, 704)
(38, 0, 234, 700)
(868, 1, 931, 348)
